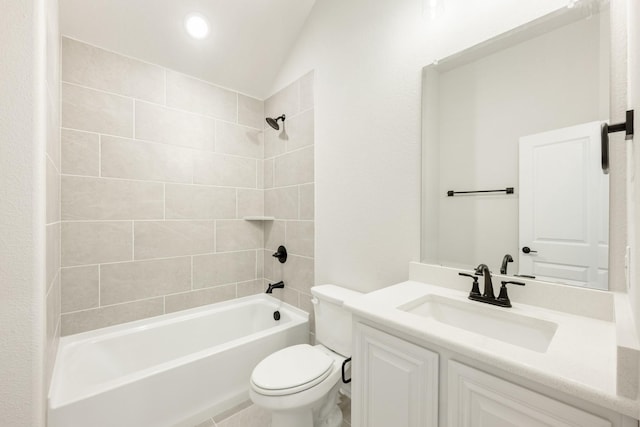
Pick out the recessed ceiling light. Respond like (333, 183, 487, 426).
(185, 14, 209, 40)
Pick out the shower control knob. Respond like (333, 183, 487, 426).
(272, 245, 288, 263)
(522, 246, 537, 254)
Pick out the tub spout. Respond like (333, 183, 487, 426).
(266, 281, 285, 294)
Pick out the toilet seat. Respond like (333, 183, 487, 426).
(251, 344, 335, 396)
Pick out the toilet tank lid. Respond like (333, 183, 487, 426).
(311, 285, 363, 305)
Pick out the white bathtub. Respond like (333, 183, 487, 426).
(48, 294, 309, 427)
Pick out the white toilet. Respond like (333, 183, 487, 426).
(249, 284, 362, 427)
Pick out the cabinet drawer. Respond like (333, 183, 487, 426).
(448, 361, 611, 427)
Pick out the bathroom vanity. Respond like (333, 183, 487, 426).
(346, 263, 640, 427)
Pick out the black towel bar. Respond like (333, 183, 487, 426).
(447, 187, 514, 197)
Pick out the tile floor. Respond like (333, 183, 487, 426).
(194, 395, 352, 427)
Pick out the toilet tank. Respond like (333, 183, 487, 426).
(311, 285, 363, 356)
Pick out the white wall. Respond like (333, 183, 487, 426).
(627, 0, 640, 339)
(0, 0, 47, 425)
(271, 0, 567, 292)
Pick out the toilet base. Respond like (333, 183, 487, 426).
(264, 383, 343, 427)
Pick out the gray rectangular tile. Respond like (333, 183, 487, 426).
(237, 189, 264, 218)
(135, 101, 216, 151)
(165, 184, 236, 219)
(264, 220, 285, 251)
(165, 70, 237, 121)
(61, 221, 132, 267)
(62, 82, 133, 137)
(282, 254, 314, 295)
(270, 284, 299, 307)
(61, 129, 99, 176)
(265, 80, 300, 120)
(62, 176, 164, 220)
(238, 94, 264, 129)
(193, 251, 256, 288)
(46, 88, 61, 169)
(100, 257, 191, 305)
(286, 221, 314, 257)
(263, 159, 274, 189)
(100, 136, 193, 183)
(62, 37, 164, 103)
(61, 265, 99, 313)
(274, 146, 314, 187)
(134, 221, 215, 260)
(61, 297, 164, 336)
(216, 403, 271, 427)
(299, 184, 314, 220)
(285, 109, 314, 152)
(46, 157, 60, 224)
(237, 280, 264, 298)
(216, 122, 263, 159)
(46, 274, 61, 376)
(265, 187, 299, 219)
(193, 152, 257, 188)
(216, 220, 263, 252)
(46, 223, 60, 287)
(165, 284, 236, 313)
(263, 250, 275, 281)
(264, 124, 287, 159)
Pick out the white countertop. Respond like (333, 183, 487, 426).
(345, 278, 640, 419)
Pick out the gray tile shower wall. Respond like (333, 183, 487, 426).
(263, 73, 316, 332)
(45, 0, 61, 389)
(59, 37, 315, 335)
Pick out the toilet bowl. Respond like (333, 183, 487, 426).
(249, 285, 362, 427)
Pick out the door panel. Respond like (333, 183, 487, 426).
(519, 121, 608, 289)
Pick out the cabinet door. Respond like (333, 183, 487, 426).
(352, 323, 438, 427)
(448, 361, 611, 427)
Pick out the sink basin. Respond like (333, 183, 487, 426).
(398, 294, 558, 352)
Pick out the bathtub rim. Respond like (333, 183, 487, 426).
(49, 294, 309, 409)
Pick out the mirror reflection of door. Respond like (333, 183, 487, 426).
(518, 122, 609, 289)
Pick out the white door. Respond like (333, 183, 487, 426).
(519, 121, 608, 289)
(351, 323, 439, 427)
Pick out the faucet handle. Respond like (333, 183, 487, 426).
(459, 272, 481, 297)
(497, 280, 525, 307)
(501, 280, 525, 286)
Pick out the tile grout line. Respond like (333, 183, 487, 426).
(61, 81, 263, 131)
(64, 37, 261, 100)
(62, 248, 276, 270)
(60, 171, 268, 190)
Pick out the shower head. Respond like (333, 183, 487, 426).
(266, 114, 286, 130)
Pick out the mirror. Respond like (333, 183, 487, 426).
(421, 6, 610, 290)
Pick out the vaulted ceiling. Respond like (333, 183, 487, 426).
(60, 0, 316, 99)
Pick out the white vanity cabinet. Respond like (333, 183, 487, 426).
(352, 321, 637, 427)
(448, 361, 610, 427)
(352, 323, 439, 427)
